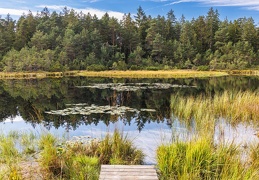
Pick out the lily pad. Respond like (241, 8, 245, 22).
(45, 104, 157, 116)
(75, 83, 195, 92)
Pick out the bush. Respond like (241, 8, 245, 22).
(145, 66, 160, 71)
(87, 64, 107, 71)
(130, 65, 142, 70)
(197, 65, 210, 71)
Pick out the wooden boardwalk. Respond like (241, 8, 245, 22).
(99, 165, 159, 180)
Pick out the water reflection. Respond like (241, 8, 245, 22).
(1, 76, 259, 130)
(1, 76, 259, 163)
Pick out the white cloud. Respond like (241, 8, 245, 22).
(0, 8, 37, 16)
(37, 5, 124, 20)
(166, 0, 259, 9)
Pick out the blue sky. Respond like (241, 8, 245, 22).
(1, 0, 259, 23)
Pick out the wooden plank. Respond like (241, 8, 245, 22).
(99, 165, 159, 180)
(102, 169, 154, 173)
(99, 176, 158, 180)
(100, 172, 157, 176)
(101, 165, 155, 169)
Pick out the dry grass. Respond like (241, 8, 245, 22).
(227, 70, 259, 75)
(171, 91, 259, 125)
(0, 71, 64, 79)
(0, 70, 227, 79)
(4, 70, 259, 79)
(77, 70, 228, 78)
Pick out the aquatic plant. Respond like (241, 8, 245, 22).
(171, 91, 259, 125)
(97, 129, 144, 165)
(37, 130, 144, 179)
(77, 70, 228, 78)
(157, 138, 259, 180)
(45, 104, 156, 116)
(76, 82, 195, 91)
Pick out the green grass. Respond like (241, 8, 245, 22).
(165, 90, 259, 179)
(97, 129, 144, 165)
(157, 138, 259, 180)
(171, 91, 259, 126)
(0, 130, 144, 179)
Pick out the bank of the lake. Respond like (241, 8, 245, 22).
(0, 70, 229, 79)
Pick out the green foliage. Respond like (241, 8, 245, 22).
(87, 64, 107, 71)
(197, 65, 210, 71)
(145, 66, 160, 71)
(157, 138, 258, 180)
(130, 65, 142, 70)
(97, 130, 144, 165)
(0, 7, 259, 71)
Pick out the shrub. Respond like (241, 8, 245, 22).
(197, 65, 210, 71)
(145, 66, 160, 71)
(87, 64, 107, 71)
(130, 65, 142, 70)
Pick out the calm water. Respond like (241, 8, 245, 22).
(1, 76, 259, 163)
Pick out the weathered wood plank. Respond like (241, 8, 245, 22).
(99, 165, 159, 180)
(99, 176, 158, 180)
(100, 172, 157, 176)
(101, 165, 155, 169)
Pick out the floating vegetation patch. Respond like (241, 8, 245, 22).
(45, 104, 156, 116)
(65, 136, 100, 146)
(75, 83, 195, 91)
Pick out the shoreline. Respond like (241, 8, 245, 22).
(1, 69, 259, 79)
(0, 70, 228, 79)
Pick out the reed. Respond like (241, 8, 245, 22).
(78, 70, 228, 78)
(97, 129, 144, 165)
(157, 138, 259, 180)
(37, 130, 144, 179)
(0, 131, 24, 179)
(0, 71, 64, 79)
(171, 91, 259, 125)
(0, 70, 228, 79)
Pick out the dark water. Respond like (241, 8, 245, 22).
(1, 76, 259, 163)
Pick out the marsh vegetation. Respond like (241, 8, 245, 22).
(156, 90, 259, 179)
(0, 76, 259, 179)
(0, 130, 144, 179)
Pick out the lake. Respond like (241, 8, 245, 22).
(1, 76, 259, 164)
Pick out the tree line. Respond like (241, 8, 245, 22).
(0, 6, 259, 72)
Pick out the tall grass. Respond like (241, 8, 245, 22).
(0, 130, 144, 179)
(171, 91, 259, 125)
(38, 130, 144, 179)
(157, 138, 259, 180)
(166, 91, 259, 179)
(97, 129, 144, 165)
(0, 70, 228, 79)
(78, 70, 228, 78)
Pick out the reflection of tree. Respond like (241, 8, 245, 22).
(1, 76, 259, 131)
(0, 90, 18, 121)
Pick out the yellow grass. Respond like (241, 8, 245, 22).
(0, 70, 228, 79)
(4, 70, 259, 79)
(0, 71, 78, 79)
(77, 70, 228, 78)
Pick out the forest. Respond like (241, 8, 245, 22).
(0, 6, 258, 72)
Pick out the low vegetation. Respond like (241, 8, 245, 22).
(171, 90, 259, 125)
(0, 70, 228, 79)
(161, 90, 259, 179)
(157, 137, 259, 180)
(0, 130, 144, 179)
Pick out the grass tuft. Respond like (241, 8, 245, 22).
(157, 138, 259, 180)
